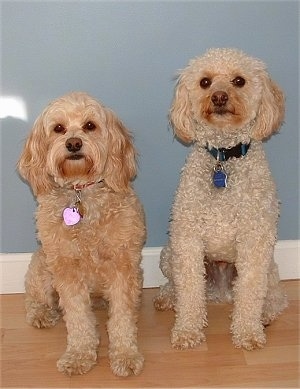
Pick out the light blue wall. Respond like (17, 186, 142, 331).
(1, 0, 299, 252)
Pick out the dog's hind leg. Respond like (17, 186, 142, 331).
(153, 245, 176, 311)
(153, 281, 175, 311)
(25, 248, 61, 328)
(262, 259, 288, 325)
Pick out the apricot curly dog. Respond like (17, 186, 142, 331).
(18, 92, 146, 376)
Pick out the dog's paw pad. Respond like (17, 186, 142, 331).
(110, 352, 144, 377)
(171, 329, 206, 350)
(57, 351, 97, 375)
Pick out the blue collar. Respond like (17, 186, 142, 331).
(205, 142, 250, 162)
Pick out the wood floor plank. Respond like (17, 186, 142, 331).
(1, 280, 299, 388)
(243, 344, 299, 365)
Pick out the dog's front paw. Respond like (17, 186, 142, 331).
(110, 351, 144, 377)
(57, 350, 97, 375)
(232, 329, 266, 350)
(171, 328, 206, 349)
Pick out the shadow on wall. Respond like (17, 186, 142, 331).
(1, 115, 38, 253)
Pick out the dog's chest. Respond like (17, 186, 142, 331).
(37, 188, 144, 270)
(175, 145, 278, 261)
(38, 190, 104, 226)
(200, 193, 239, 261)
(175, 150, 254, 261)
(37, 189, 122, 254)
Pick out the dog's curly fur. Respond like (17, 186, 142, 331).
(153, 48, 288, 351)
(18, 92, 146, 376)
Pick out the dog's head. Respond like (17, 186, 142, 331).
(18, 92, 137, 196)
(169, 48, 285, 145)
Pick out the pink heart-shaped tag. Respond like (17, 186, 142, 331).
(63, 207, 81, 226)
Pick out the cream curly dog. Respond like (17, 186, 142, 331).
(18, 92, 146, 376)
(154, 48, 287, 351)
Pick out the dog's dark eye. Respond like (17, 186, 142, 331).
(53, 124, 65, 133)
(200, 77, 212, 89)
(232, 76, 246, 87)
(83, 121, 96, 131)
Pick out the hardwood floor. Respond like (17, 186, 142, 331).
(1, 280, 299, 388)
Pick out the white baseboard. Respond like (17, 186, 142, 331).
(0, 240, 299, 294)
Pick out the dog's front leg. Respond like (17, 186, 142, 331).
(171, 237, 207, 349)
(106, 267, 144, 377)
(54, 282, 99, 375)
(232, 236, 274, 350)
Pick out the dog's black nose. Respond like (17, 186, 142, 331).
(211, 91, 228, 107)
(65, 137, 82, 153)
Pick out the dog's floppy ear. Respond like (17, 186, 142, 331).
(103, 109, 137, 192)
(169, 75, 196, 144)
(18, 115, 53, 196)
(251, 75, 285, 140)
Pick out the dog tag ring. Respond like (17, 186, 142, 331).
(75, 201, 84, 217)
(63, 189, 84, 225)
(213, 163, 228, 188)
